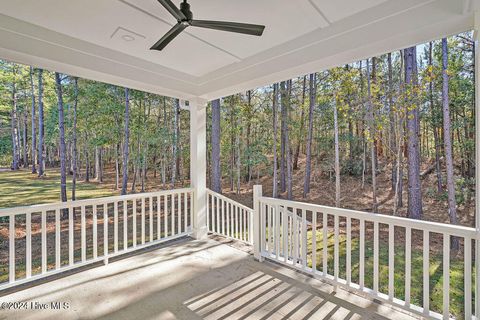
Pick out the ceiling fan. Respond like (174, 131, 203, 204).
(151, 0, 265, 51)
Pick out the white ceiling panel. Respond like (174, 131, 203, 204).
(311, 0, 388, 23)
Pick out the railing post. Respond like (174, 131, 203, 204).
(190, 98, 208, 239)
(253, 185, 264, 262)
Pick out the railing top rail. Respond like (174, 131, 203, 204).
(207, 189, 253, 212)
(258, 195, 478, 239)
(0, 188, 194, 217)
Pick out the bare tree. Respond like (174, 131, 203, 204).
(333, 96, 341, 207)
(29, 67, 37, 174)
(37, 69, 45, 176)
(404, 47, 423, 219)
(211, 99, 221, 193)
(121, 88, 130, 195)
(55, 72, 67, 204)
(429, 42, 443, 193)
(303, 73, 316, 198)
(272, 84, 279, 198)
(10, 70, 20, 170)
(366, 59, 378, 212)
(441, 38, 458, 249)
(72, 77, 78, 200)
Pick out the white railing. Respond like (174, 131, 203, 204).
(206, 189, 254, 244)
(0, 188, 193, 290)
(253, 185, 479, 320)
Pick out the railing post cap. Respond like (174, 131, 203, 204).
(253, 185, 263, 195)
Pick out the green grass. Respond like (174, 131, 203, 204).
(0, 168, 117, 208)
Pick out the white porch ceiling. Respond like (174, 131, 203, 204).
(0, 0, 475, 100)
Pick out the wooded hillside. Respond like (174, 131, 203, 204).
(0, 32, 475, 229)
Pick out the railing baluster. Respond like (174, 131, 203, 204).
(302, 209, 307, 270)
(405, 227, 412, 306)
(388, 224, 394, 301)
(267, 204, 272, 252)
(373, 221, 379, 294)
(216, 196, 220, 234)
(260, 202, 266, 255)
(206, 193, 210, 231)
(292, 208, 299, 267)
(93, 205, 98, 259)
(228, 200, 231, 237)
(236, 205, 239, 240)
(346, 217, 351, 285)
(359, 219, 365, 289)
(464, 237, 472, 320)
(240, 208, 244, 241)
(142, 197, 146, 243)
(221, 199, 225, 235)
(103, 203, 108, 262)
(26, 212, 32, 278)
(157, 196, 161, 240)
(443, 233, 450, 319)
(41, 210, 47, 274)
(124, 200, 128, 250)
(150, 197, 154, 242)
(114, 202, 118, 253)
(133, 200, 137, 246)
(81, 206, 86, 262)
(312, 212, 317, 272)
(322, 212, 328, 275)
(9, 215, 15, 283)
(171, 194, 175, 236)
(184, 192, 188, 232)
(276, 205, 281, 259)
(334, 214, 339, 282)
(177, 194, 181, 235)
(423, 230, 429, 315)
(69, 207, 74, 266)
(164, 195, 168, 237)
(282, 207, 287, 262)
(55, 209, 60, 269)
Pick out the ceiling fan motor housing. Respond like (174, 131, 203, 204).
(180, 1, 193, 22)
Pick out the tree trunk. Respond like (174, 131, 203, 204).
(429, 42, 443, 193)
(282, 81, 293, 199)
(366, 59, 378, 212)
(29, 67, 37, 174)
(211, 99, 221, 193)
(72, 77, 78, 200)
(121, 88, 130, 195)
(23, 101, 28, 168)
(11, 77, 20, 170)
(37, 69, 45, 176)
(171, 98, 179, 186)
(388, 53, 397, 191)
(280, 82, 287, 193)
(55, 72, 68, 205)
(441, 38, 459, 249)
(333, 96, 341, 207)
(404, 47, 423, 219)
(294, 76, 307, 170)
(303, 73, 316, 198)
(272, 84, 279, 198)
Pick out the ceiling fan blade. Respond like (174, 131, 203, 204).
(150, 23, 187, 51)
(156, 0, 186, 21)
(190, 20, 265, 36)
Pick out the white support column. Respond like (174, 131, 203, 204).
(190, 97, 208, 239)
(253, 185, 264, 261)
(475, 11, 480, 320)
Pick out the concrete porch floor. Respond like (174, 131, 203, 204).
(0, 237, 419, 320)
